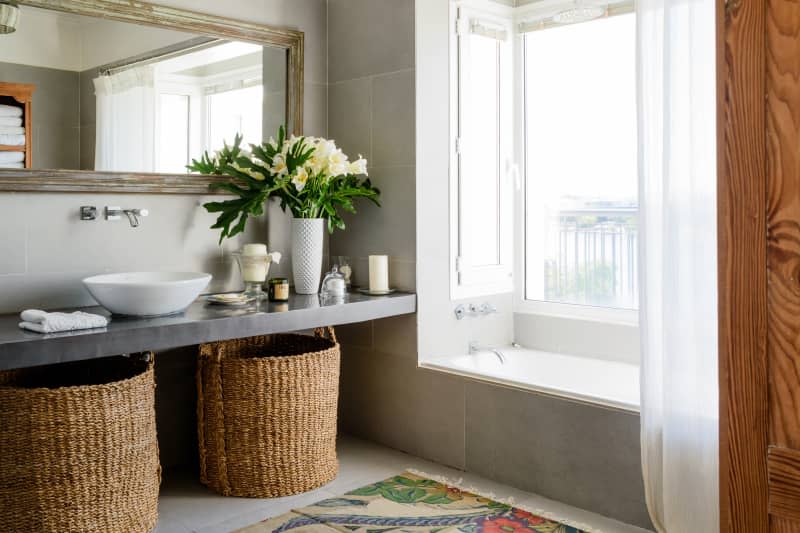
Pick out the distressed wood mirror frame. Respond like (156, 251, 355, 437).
(0, 0, 304, 194)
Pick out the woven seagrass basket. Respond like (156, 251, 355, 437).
(0, 355, 161, 533)
(197, 327, 340, 498)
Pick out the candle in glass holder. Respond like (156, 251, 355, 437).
(241, 243, 269, 282)
(369, 255, 389, 292)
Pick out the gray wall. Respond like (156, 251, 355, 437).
(0, 0, 327, 315)
(79, 67, 97, 170)
(328, 0, 651, 529)
(0, 62, 80, 169)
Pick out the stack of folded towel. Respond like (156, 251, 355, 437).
(0, 104, 25, 167)
(0, 151, 23, 168)
(19, 309, 109, 334)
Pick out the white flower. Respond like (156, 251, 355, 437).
(268, 251, 282, 264)
(327, 149, 348, 177)
(349, 156, 368, 176)
(315, 139, 337, 159)
(292, 166, 309, 191)
(271, 154, 288, 177)
(306, 156, 325, 175)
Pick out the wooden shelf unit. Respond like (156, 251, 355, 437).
(0, 82, 36, 169)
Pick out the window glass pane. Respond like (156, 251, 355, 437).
(524, 14, 638, 309)
(157, 93, 189, 173)
(207, 84, 263, 152)
(461, 32, 500, 267)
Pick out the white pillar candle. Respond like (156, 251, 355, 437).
(241, 244, 269, 282)
(243, 243, 268, 256)
(369, 255, 389, 292)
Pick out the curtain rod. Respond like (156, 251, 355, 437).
(99, 36, 226, 76)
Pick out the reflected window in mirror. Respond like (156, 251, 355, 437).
(95, 40, 268, 173)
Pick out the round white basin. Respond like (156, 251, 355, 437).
(83, 272, 212, 316)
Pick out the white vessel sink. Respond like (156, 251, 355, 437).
(83, 272, 212, 316)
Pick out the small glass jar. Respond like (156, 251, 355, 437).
(331, 255, 353, 287)
(268, 277, 290, 302)
(320, 266, 347, 304)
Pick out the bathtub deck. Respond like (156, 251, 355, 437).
(422, 346, 640, 412)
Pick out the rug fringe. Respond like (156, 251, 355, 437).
(405, 468, 608, 533)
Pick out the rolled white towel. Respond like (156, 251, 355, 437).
(0, 117, 22, 127)
(0, 134, 25, 146)
(0, 104, 22, 118)
(19, 309, 109, 333)
(0, 126, 24, 135)
(0, 151, 24, 163)
(0, 162, 23, 169)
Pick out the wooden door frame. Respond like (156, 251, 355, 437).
(718, 0, 769, 530)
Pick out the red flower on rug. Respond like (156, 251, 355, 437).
(479, 516, 537, 533)
(511, 508, 547, 525)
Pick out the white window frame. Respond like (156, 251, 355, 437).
(449, 0, 515, 301)
(512, 2, 639, 326)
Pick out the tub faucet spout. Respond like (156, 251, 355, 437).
(468, 341, 506, 364)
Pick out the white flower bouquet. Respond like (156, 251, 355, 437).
(188, 126, 380, 243)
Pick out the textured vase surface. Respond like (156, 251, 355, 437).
(292, 218, 325, 294)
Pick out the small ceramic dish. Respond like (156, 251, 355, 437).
(206, 293, 256, 306)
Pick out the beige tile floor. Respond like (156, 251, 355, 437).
(154, 435, 653, 533)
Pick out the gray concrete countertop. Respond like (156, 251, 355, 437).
(0, 292, 416, 371)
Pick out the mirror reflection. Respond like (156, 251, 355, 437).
(0, 6, 288, 173)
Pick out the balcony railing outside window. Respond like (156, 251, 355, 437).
(542, 206, 638, 310)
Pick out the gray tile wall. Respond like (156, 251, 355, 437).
(328, 0, 651, 529)
(0, 62, 80, 169)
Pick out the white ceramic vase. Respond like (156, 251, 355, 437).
(291, 217, 325, 294)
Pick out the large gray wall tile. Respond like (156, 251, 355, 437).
(328, 78, 372, 160)
(303, 82, 328, 137)
(330, 165, 416, 262)
(339, 345, 465, 469)
(328, 0, 414, 83)
(465, 381, 652, 529)
(372, 70, 415, 167)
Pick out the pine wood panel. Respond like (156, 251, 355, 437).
(768, 0, 800, 451)
(769, 447, 800, 522)
(772, 517, 800, 533)
(719, 0, 770, 529)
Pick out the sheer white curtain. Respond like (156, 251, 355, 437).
(636, 0, 718, 531)
(93, 65, 156, 172)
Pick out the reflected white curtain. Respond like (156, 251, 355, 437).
(93, 65, 155, 172)
(636, 0, 718, 531)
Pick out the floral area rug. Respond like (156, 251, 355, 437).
(236, 472, 588, 533)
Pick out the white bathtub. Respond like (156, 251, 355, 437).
(422, 346, 640, 412)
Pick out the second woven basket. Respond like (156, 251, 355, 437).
(197, 327, 340, 498)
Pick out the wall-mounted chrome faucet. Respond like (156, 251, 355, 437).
(105, 206, 149, 227)
(469, 341, 506, 364)
(454, 302, 497, 320)
(80, 205, 151, 227)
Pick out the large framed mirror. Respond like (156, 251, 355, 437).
(0, 0, 303, 193)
